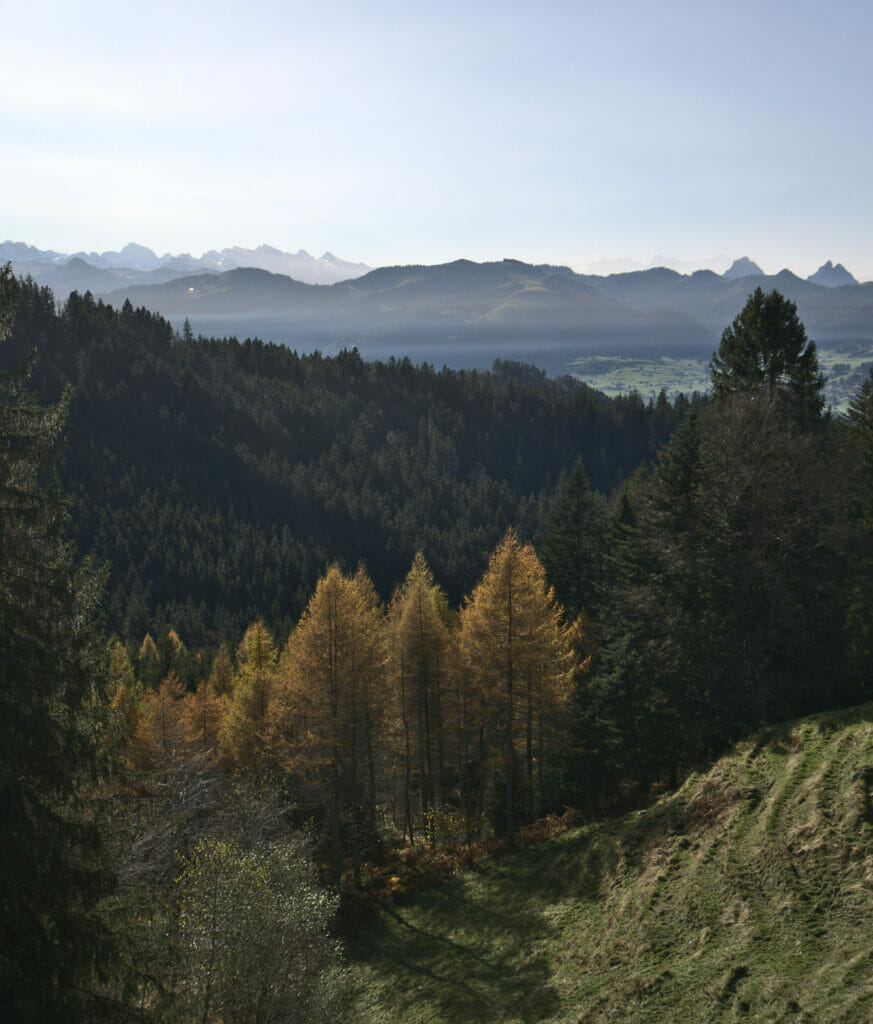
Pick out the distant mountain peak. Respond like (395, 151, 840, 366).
(0, 240, 372, 288)
(807, 260, 857, 288)
(723, 257, 765, 279)
(120, 242, 158, 259)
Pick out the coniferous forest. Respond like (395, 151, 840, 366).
(3, 264, 873, 1021)
(5, 275, 689, 644)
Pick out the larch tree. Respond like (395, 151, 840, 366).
(180, 679, 227, 757)
(137, 632, 161, 689)
(386, 552, 454, 842)
(458, 528, 573, 841)
(220, 619, 279, 769)
(267, 566, 386, 884)
(207, 640, 235, 698)
(128, 670, 187, 775)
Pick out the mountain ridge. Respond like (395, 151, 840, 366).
(7, 244, 873, 374)
(0, 240, 371, 287)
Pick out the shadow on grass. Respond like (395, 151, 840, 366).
(346, 873, 561, 1023)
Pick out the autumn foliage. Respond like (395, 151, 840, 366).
(113, 532, 577, 882)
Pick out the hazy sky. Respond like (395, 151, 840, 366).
(5, 0, 871, 279)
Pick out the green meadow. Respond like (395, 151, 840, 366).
(570, 346, 873, 413)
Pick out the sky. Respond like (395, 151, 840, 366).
(4, 0, 872, 280)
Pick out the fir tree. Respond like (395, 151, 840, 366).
(709, 287, 825, 423)
(539, 456, 607, 621)
(0, 264, 117, 1020)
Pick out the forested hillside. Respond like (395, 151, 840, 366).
(5, 264, 873, 1021)
(4, 278, 687, 643)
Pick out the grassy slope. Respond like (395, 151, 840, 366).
(344, 706, 873, 1023)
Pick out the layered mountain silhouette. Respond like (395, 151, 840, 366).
(5, 242, 871, 372)
(0, 241, 370, 288)
(93, 258, 871, 372)
(98, 259, 713, 369)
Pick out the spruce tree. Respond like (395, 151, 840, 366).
(709, 287, 825, 423)
(0, 264, 116, 1020)
(841, 370, 873, 691)
(539, 456, 607, 621)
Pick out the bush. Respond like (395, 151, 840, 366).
(175, 838, 343, 1023)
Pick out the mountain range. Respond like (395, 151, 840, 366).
(0, 241, 371, 288)
(4, 242, 870, 373)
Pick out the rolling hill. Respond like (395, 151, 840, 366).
(96, 258, 873, 375)
(8, 244, 873, 375)
(101, 260, 715, 372)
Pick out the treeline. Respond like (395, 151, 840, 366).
(5, 277, 690, 644)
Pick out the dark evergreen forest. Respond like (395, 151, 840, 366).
(4, 278, 689, 644)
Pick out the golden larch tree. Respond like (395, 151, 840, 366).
(267, 565, 386, 883)
(458, 528, 573, 841)
(219, 619, 278, 769)
(386, 553, 455, 842)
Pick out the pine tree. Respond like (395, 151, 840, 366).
(0, 264, 117, 1020)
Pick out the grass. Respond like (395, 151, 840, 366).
(569, 354, 711, 401)
(342, 705, 873, 1022)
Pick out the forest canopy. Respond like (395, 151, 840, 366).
(4, 277, 691, 644)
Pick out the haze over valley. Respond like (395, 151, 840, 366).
(7, 239, 872, 405)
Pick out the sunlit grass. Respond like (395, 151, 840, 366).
(343, 705, 873, 1023)
(569, 354, 710, 401)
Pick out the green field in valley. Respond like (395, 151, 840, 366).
(570, 345, 873, 413)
